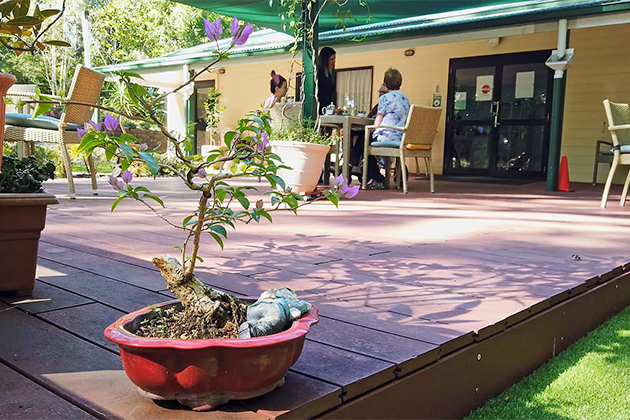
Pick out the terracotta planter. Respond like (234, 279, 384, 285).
(104, 299, 319, 411)
(270, 141, 330, 193)
(0, 72, 17, 159)
(0, 191, 58, 296)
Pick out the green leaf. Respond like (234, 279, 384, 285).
(209, 225, 227, 238)
(223, 131, 237, 148)
(252, 211, 260, 223)
(195, 256, 204, 263)
(0, 0, 18, 17)
(142, 194, 164, 208)
(235, 192, 249, 210)
(209, 232, 224, 250)
(215, 188, 227, 203)
(41, 40, 70, 47)
(111, 195, 125, 212)
(39, 9, 60, 17)
(173, 246, 182, 251)
(134, 186, 151, 193)
(258, 209, 272, 223)
(32, 102, 53, 119)
(182, 215, 193, 226)
(104, 144, 117, 162)
(6, 16, 42, 27)
(327, 194, 339, 208)
(119, 143, 134, 160)
(138, 151, 159, 177)
(267, 174, 285, 191)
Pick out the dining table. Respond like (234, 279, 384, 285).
(319, 114, 375, 181)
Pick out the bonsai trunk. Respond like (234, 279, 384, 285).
(152, 255, 246, 326)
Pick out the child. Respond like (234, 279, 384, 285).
(263, 71, 288, 110)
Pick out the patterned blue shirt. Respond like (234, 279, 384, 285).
(374, 90, 410, 142)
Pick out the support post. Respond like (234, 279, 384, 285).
(546, 19, 570, 192)
(301, 0, 318, 121)
(81, 10, 91, 68)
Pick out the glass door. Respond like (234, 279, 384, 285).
(444, 51, 553, 178)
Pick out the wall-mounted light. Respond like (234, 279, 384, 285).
(218, 68, 226, 74)
(404, 49, 415, 57)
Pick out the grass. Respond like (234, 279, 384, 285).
(72, 162, 113, 174)
(465, 306, 630, 420)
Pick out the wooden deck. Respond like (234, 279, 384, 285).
(1, 175, 630, 419)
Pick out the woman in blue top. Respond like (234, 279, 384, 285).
(353, 68, 410, 190)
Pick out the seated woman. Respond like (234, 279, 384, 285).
(353, 69, 409, 190)
(263, 71, 288, 110)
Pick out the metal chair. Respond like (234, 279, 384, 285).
(362, 104, 442, 193)
(4, 65, 105, 198)
(601, 99, 630, 208)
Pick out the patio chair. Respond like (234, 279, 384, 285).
(362, 104, 442, 193)
(3, 65, 106, 198)
(601, 99, 630, 208)
(592, 139, 613, 186)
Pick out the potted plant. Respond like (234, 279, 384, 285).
(66, 17, 360, 410)
(0, 156, 57, 296)
(0, 0, 69, 296)
(269, 120, 333, 193)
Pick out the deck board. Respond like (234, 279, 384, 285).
(2, 176, 630, 418)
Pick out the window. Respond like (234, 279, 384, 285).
(295, 66, 373, 112)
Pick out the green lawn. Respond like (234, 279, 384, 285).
(465, 306, 630, 420)
(72, 162, 113, 174)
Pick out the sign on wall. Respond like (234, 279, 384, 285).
(475, 75, 493, 101)
(454, 92, 467, 110)
(515, 71, 535, 99)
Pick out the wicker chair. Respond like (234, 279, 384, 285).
(601, 99, 630, 208)
(362, 104, 442, 194)
(4, 65, 105, 198)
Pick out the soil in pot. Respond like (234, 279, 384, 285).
(136, 300, 247, 339)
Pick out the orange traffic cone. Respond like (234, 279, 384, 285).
(557, 156, 574, 192)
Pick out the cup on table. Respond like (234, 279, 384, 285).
(357, 112, 366, 118)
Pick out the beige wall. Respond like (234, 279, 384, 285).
(562, 23, 630, 184)
(205, 23, 630, 183)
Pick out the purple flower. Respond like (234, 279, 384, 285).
(257, 131, 269, 152)
(198, 167, 207, 178)
(108, 175, 124, 191)
(138, 143, 148, 152)
(230, 17, 253, 46)
(88, 119, 104, 132)
(333, 174, 346, 188)
(341, 183, 360, 199)
(103, 113, 119, 132)
(203, 17, 223, 42)
(77, 127, 87, 140)
(121, 170, 133, 184)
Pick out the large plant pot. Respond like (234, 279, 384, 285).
(270, 141, 330, 193)
(0, 191, 58, 296)
(0, 72, 17, 155)
(104, 299, 319, 411)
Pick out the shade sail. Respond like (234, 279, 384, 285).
(173, 0, 620, 33)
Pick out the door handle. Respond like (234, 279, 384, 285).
(492, 101, 501, 128)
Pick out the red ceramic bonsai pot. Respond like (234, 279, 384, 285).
(104, 299, 319, 411)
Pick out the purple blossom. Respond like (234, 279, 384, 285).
(77, 127, 87, 140)
(198, 168, 207, 178)
(137, 143, 148, 152)
(103, 113, 119, 132)
(341, 183, 360, 199)
(203, 17, 223, 42)
(121, 170, 133, 184)
(333, 174, 346, 188)
(88, 119, 104, 132)
(257, 131, 269, 152)
(230, 17, 253, 46)
(108, 175, 124, 191)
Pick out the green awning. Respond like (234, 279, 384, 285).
(173, 0, 627, 33)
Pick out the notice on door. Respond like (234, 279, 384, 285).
(475, 75, 493, 101)
(454, 92, 467, 110)
(515, 71, 535, 99)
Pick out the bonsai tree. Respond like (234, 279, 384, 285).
(75, 17, 359, 339)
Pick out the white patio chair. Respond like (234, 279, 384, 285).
(362, 104, 442, 193)
(4, 65, 105, 198)
(601, 100, 630, 208)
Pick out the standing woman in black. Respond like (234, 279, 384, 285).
(317, 47, 337, 114)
